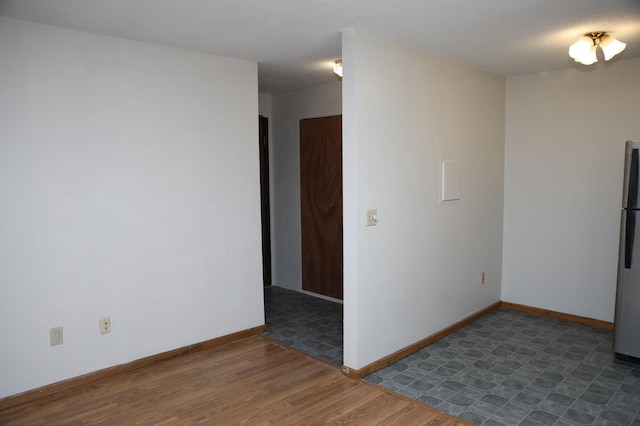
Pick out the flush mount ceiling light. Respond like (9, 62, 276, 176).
(333, 60, 343, 79)
(569, 32, 626, 65)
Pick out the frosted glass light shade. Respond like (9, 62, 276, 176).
(569, 36, 598, 65)
(333, 60, 343, 78)
(569, 33, 627, 65)
(600, 34, 626, 61)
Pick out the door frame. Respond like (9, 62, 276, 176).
(259, 115, 272, 286)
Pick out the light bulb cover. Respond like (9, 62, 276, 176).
(333, 60, 343, 78)
(580, 44, 598, 65)
(569, 35, 594, 62)
(599, 34, 626, 61)
(569, 36, 598, 65)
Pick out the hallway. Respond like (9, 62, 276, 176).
(263, 286, 343, 366)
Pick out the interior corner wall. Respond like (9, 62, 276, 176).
(502, 58, 640, 322)
(269, 82, 342, 291)
(0, 18, 263, 398)
(342, 29, 505, 369)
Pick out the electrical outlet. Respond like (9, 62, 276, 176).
(99, 317, 111, 334)
(481, 272, 485, 284)
(50, 326, 63, 346)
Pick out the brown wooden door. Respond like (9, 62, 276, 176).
(300, 115, 343, 299)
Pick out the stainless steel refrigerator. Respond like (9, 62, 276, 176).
(614, 140, 640, 360)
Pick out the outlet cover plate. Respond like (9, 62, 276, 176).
(99, 317, 111, 334)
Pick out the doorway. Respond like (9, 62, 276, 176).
(261, 93, 344, 368)
(259, 115, 271, 287)
(299, 115, 343, 299)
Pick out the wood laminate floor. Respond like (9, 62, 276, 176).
(0, 335, 470, 425)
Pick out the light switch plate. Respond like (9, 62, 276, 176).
(366, 209, 378, 226)
(50, 326, 63, 346)
(441, 160, 461, 203)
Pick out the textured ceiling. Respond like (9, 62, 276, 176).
(1, 0, 640, 93)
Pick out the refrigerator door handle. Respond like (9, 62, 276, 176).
(624, 149, 639, 269)
(627, 149, 639, 209)
(625, 209, 636, 269)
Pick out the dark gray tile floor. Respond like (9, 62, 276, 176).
(368, 309, 640, 426)
(264, 287, 640, 425)
(263, 286, 343, 366)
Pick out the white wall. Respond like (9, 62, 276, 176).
(0, 18, 264, 398)
(502, 58, 640, 322)
(259, 93, 272, 119)
(270, 82, 342, 291)
(342, 29, 505, 369)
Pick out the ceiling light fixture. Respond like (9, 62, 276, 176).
(333, 60, 343, 79)
(569, 32, 626, 65)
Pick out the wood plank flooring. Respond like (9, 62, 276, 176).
(0, 336, 470, 425)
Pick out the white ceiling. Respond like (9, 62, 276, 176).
(2, 0, 640, 93)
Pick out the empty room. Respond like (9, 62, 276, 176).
(1, 1, 640, 425)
